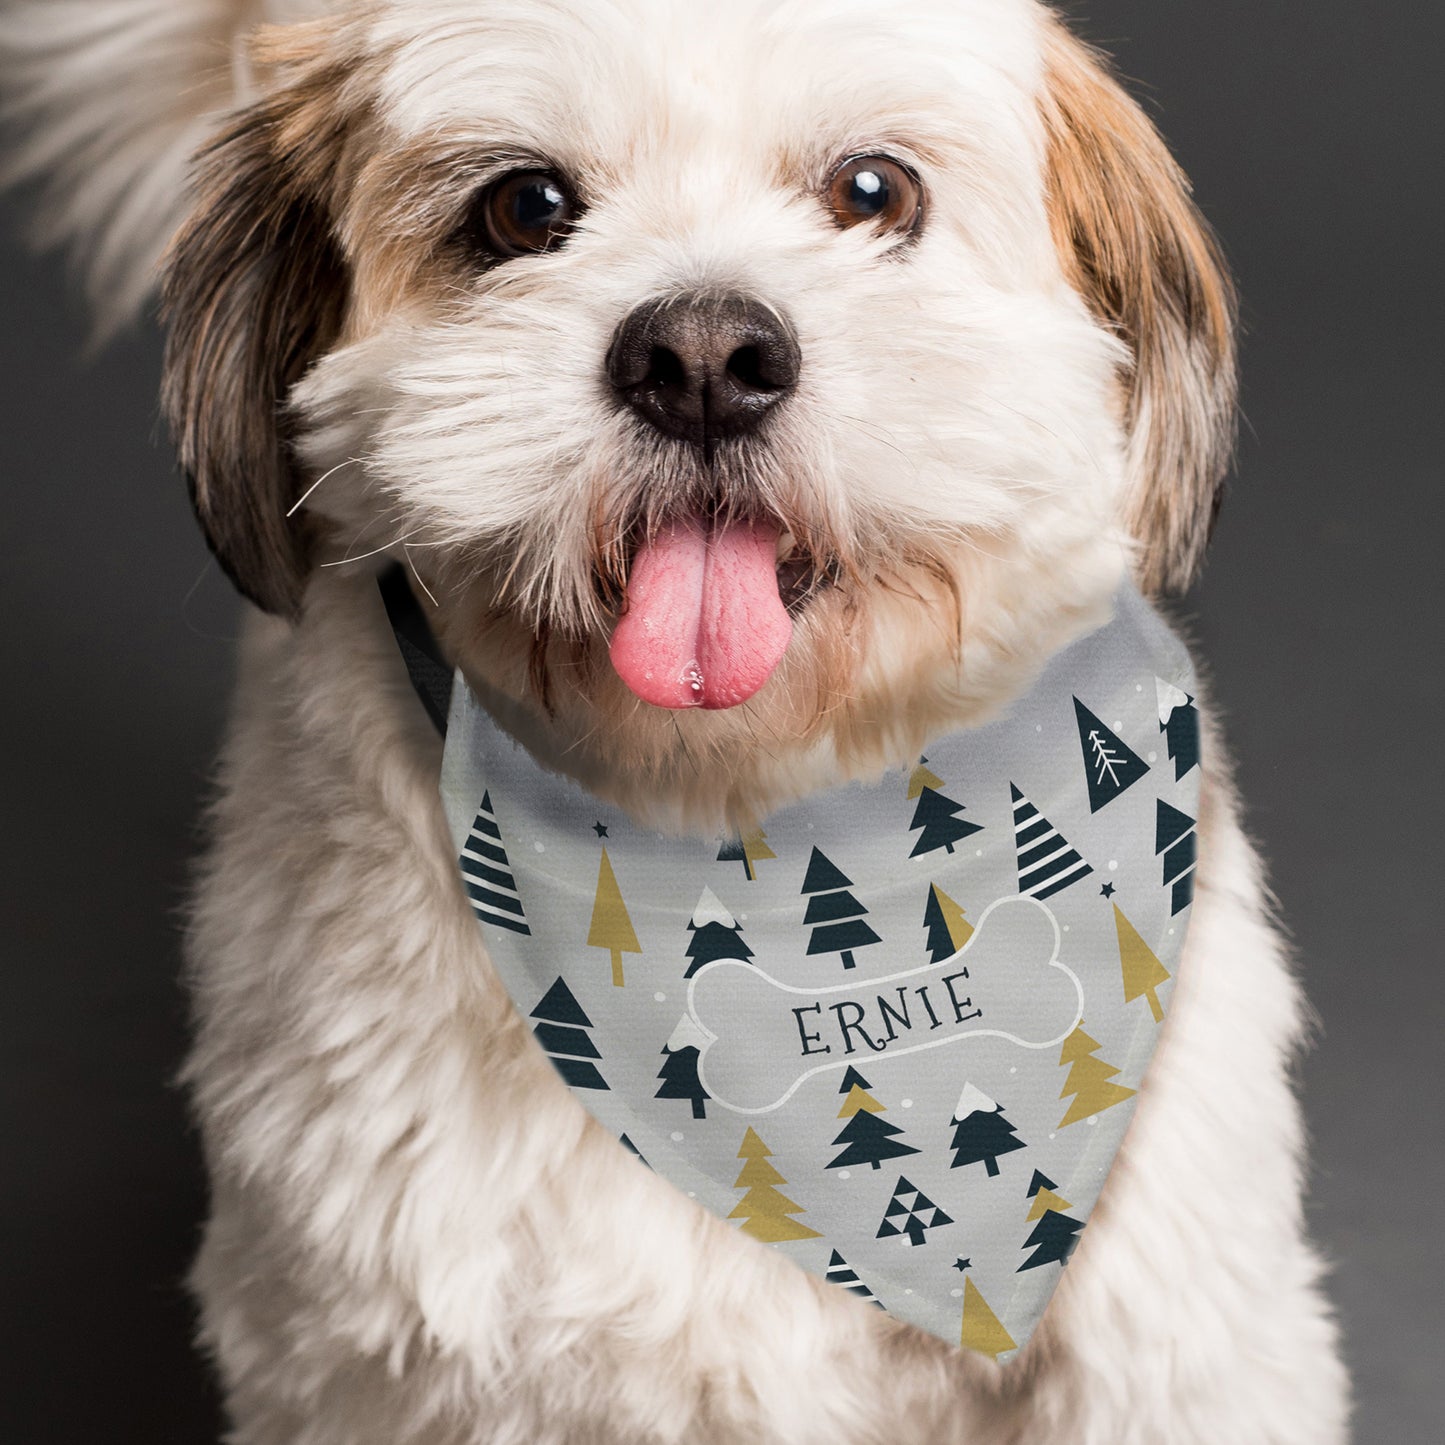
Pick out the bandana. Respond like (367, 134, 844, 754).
(424, 585, 1200, 1359)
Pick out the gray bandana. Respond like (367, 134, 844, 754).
(440, 587, 1200, 1357)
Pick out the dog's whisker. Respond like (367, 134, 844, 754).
(287, 457, 363, 518)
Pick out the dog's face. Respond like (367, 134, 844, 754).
(163, 0, 1234, 808)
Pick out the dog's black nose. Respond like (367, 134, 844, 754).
(606, 293, 800, 448)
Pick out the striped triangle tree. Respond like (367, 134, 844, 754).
(458, 792, 531, 935)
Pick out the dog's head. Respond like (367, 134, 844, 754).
(162, 0, 1234, 800)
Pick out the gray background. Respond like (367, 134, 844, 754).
(1, 1, 1439, 1439)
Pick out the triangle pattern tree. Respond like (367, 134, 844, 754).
(923, 882, 975, 964)
(1114, 902, 1170, 1022)
(683, 887, 753, 978)
(908, 785, 983, 859)
(825, 1249, 884, 1308)
(458, 792, 531, 935)
(1156, 801, 1197, 916)
(1018, 1170, 1085, 1272)
(717, 830, 776, 882)
(1073, 698, 1150, 812)
(876, 1175, 954, 1248)
(958, 1275, 1017, 1360)
(948, 1082, 1027, 1176)
(728, 1128, 821, 1243)
(1157, 677, 1201, 780)
(801, 848, 881, 971)
(655, 1015, 711, 1120)
(1057, 1025, 1135, 1127)
(1010, 784, 1093, 900)
(529, 978, 608, 1091)
(827, 1066, 920, 1172)
(587, 846, 641, 986)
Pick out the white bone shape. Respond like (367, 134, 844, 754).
(687, 895, 1083, 1114)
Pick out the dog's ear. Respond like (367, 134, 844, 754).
(1040, 23, 1238, 595)
(160, 30, 353, 619)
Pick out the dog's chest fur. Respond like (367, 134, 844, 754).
(180, 573, 1345, 1445)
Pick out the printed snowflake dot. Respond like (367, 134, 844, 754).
(1136, 683, 1143, 691)
(533, 841, 545, 853)
(1009, 1067, 1017, 1074)
(904, 1287, 914, 1293)
(1147, 751, 1158, 764)
(1087, 1117, 1098, 1127)
(901, 1099, 913, 1108)
(653, 992, 666, 1002)
(1049, 1133, 1057, 1140)
(671, 1132, 684, 1142)
(975, 848, 984, 857)
(950, 1288, 963, 1298)
(1114, 719, 1123, 730)
(1108, 859, 1119, 871)
(838, 1170, 851, 1180)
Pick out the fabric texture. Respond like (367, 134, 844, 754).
(439, 588, 1200, 1356)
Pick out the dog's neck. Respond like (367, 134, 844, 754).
(411, 550, 1128, 835)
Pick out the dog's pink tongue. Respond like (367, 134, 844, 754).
(610, 516, 792, 710)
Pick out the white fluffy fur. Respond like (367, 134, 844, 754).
(2, 1, 1349, 1440)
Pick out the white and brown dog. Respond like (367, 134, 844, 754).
(2, 2, 1349, 1440)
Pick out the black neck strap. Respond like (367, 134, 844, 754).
(378, 564, 452, 737)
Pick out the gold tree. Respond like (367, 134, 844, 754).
(1113, 903, 1170, 1022)
(1057, 1025, 1136, 1127)
(587, 847, 641, 986)
(728, 1128, 821, 1243)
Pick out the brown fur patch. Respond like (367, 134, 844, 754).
(1040, 20, 1238, 594)
(160, 27, 359, 617)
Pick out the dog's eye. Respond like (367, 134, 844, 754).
(825, 155, 923, 238)
(467, 169, 579, 258)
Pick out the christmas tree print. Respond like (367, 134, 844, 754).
(827, 1066, 920, 1172)
(717, 830, 777, 881)
(1114, 903, 1170, 1022)
(1073, 698, 1150, 812)
(948, 1082, 1026, 1176)
(529, 978, 608, 1091)
(801, 848, 881, 971)
(908, 786, 983, 858)
(654, 1015, 711, 1120)
(1057, 1025, 1135, 1127)
(728, 1128, 821, 1243)
(923, 882, 975, 964)
(1010, 784, 1093, 900)
(876, 1175, 954, 1248)
(587, 846, 641, 986)
(1157, 677, 1201, 780)
(1156, 801, 1197, 916)
(1018, 1170, 1084, 1271)
(619, 1134, 650, 1168)
(824, 1249, 884, 1308)
(907, 756, 945, 799)
(683, 887, 753, 978)
(458, 792, 531, 936)
(959, 1275, 1017, 1360)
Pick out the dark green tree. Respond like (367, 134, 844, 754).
(529, 978, 607, 1090)
(801, 848, 881, 971)
(908, 786, 982, 857)
(655, 1044, 710, 1119)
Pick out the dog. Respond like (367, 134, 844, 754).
(2, 2, 1350, 1440)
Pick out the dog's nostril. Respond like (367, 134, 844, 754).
(726, 345, 770, 392)
(649, 345, 687, 390)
